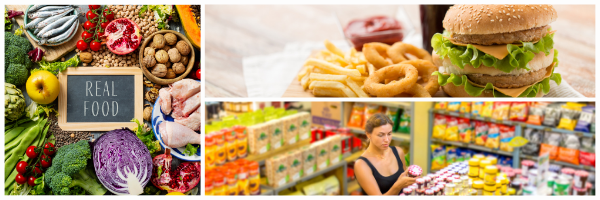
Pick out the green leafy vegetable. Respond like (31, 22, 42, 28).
(131, 118, 161, 156)
(431, 30, 555, 73)
(26, 101, 58, 121)
(139, 5, 148, 18)
(184, 143, 198, 156)
(33, 55, 79, 75)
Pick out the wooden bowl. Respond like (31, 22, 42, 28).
(139, 30, 196, 85)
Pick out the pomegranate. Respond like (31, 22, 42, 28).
(104, 18, 141, 55)
(151, 149, 201, 193)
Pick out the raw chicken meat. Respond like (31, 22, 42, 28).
(172, 92, 201, 119)
(158, 121, 201, 148)
(174, 111, 201, 131)
(169, 79, 201, 102)
(158, 88, 172, 114)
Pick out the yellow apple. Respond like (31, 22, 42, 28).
(26, 70, 60, 104)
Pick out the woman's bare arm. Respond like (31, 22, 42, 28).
(355, 159, 404, 195)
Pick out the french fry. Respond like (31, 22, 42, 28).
(297, 67, 309, 81)
(324, 40, 345, 58)
(309, 81, 357, 97)
(309, 73, 347, 83)
(301, 72, 311, 90)
(367, 63, 375, 76)
(313, 87, 345, 97)
(306, 58, 361, 77)
(346, 78, 369, 98)
(333, 55, 349, 66)
(349, 76, 367, 82)
(357, 64, 366, 75)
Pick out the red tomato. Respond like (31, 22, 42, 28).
(89, 5, 101, 10)
(90, 41, 102, 52)
(16, 161, 28, 174)
(83, 21, 97, 32)
(15, 174, 26, 184)
(26, 146, 38, 159)
(41, 155, 52, 168)
(27, 176, 37, 186)
(43, 142, 55, 156)
(77, 40, 88, 51)
(33, 167, 42, 175)
(196, 68, 201, 80)
(103, 9, 114, 21)
(86, 10, 99, 21)
(82, 31, 94, 41)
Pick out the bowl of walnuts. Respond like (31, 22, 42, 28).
(139, 30, 196, 85)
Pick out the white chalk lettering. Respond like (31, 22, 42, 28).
(95, 81, 101, 96)
(112, 101, 118, 116)
(92, 101, 99, 116)
(103, 82, 110, 96)
(112, 81, 117, 96)
(84, 101, 89, 116)
(86, 81, 93, 96)
(102, 101, 109, 116)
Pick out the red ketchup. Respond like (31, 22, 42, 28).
(344, 16, 403, 51)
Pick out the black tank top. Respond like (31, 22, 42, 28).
(356, 147, 404, 195)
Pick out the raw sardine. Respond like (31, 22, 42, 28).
(28, 7, 72, 19)
(35, 10, 71, 29)
(47, 21, 78, 44)
(40, 16, 78, 38)
(37, 15, 76, 38)
(24, 17, 46, 30)
(27, 5, 48, 13)
(34, 6, 71, 12)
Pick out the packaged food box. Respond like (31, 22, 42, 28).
(312, 140, 330, 171)
(266, 119, 284, 150)
(282, 115, 300, 145)
(298, 112, 312, 141)
(265, 154, 289, 188)
(287, 150, 303, 181)
(301, 145, 317, 176)
(327, 135, 343, 165)
(247, 123, 270, 155)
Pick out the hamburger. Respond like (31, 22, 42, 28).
(431, 4, 561, 97)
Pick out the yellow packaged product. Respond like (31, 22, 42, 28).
(234, 125, 248, 158)
(492, 102, 511, 121)
(481, 102, 494, 118)
(248, 161, 261, 195)
(459, 102, 472, 114)
(435, 102, 448, 110)
(472, 102, 484, 117)
(499, 125, 515, 152)
(212, 173, 226, 195)
(237, 165, 250, 195)
(495, 179, 502, 195)
(485, 123, 500, 149)
(483, 165, 498, 185)
(478, 159, 491, 179)
(205, 134, 216, 169)
(474, 121, 489, 146)
(448, 102, 460, 112)
(483, 184, 496, 196)
(224, 128, 237, 162)
(458, 117, 472, 143)
(321, 176, 341, 195)
(433, 114, 447, 139)
(468, 158, 480, 177)
(472, 180, 484, 195)
(215, 131, 226, 166)
(225, 167, 238, 195)
(445, 116, 459, 141)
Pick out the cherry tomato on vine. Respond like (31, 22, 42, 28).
(41, 155, 52, 168)
(77, 40, 88, 51)
(27, 176, 37, 186)
(103, 9, 114, 21)
(82, 31, 94, 41)
(196, 69, 201, 80)
(26, 146, 38, 159)
(33, 167, 42, 175)
(90, 41, 102, 51)
(89, 5, 101, 10)
(15, 174, 27, 184)
(43, 142, 55, 156)
(16, 161, 28, 174)
(86, 10, 99, 21)
(83, 21, 97, 32)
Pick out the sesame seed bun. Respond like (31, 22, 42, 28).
(443, 4, 557, 35)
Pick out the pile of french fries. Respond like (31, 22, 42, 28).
(297, 40, 374, 97)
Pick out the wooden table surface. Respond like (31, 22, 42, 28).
(206, 5, 595, 97)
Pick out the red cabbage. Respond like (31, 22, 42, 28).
(92, 128, 153, 195)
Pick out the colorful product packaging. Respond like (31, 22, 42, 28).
(363, 104, 381, 129)
(287, 150, 303, 181)
(327, 135, 343, 165)
(266, 119, 284, 150)
(433, 114, 447, 139)
(312, 140, 330, 170)
(509, 102, 528, 122)
(543, 107, 561, 127)
(557, 107, 580, 131)
(556, 133, 580, 165)
(445, 116, 459, 141)
(474, 121, 489, 146)
(282, 114, 300, 145)
(526, 106, 545, 125)
(492, 102, 511, 121)
(485, 123, 500, 149)
(265, 154, 289, 188)
(347, 103, 365, 128)
(435, 102, 448, 110)
(398, 110, 411, 133)
(431, 145, 446, 170)
(446, 146, 457, 165)
(575, 106, 594, 133)
(458, 117, 472, 143)
(522, 128, 543, 156)
(301, 145, 317, 176)
(481, 102, 494, 118)
(247, 123, 270, 155)
(579, 137, 595, 167)
(499, 125, 515, 152)
(539, 131, 561, 160)
(298, 112, 312, 141)
(448, 102, 460, 112)
(472, 102, 484, 117)
(459, 102, 472, 114)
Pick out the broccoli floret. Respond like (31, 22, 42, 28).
(5, 32, 32, 52)
(5, 45, 32, 70)
(6, 64, 28, 86)
(45, 140, 107, 195)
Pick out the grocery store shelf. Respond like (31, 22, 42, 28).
(347, 180, 360, 193)
(260, 186, 275, 195)
(349, 127, 410, 142)
(247, 138, 312, 166)
(266, 160, 348, 194)
(345, 150, 365, 162)
(431, 138, 513, 156)
(520, 154, 595, 171)
(432, 110, 594, 138)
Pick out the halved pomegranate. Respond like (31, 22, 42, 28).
(104, 18, 141, 55)
(151, 149, 201, 193)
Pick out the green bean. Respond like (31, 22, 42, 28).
(5, 126, 25, 144)
(4, 119, 46, 179)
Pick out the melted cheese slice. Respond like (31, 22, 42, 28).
(467, 62, 556, 97)
(444, 31, 555, 60)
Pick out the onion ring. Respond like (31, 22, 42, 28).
(405, 84, 432, 97)
(400, 60, 440, 96)
(363, 42, 392, 70)
(387, 42, 432, 63)
(364, 63, 418, 97)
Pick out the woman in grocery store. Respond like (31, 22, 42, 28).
(354, 113, 416, 195)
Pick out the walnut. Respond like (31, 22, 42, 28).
(151, 64, 167, 77)
(144, 47, 155, 57)
(164, 33, 177, 46)
(142, 55, 157, 68)
(165, 61, 172, 69)
(143, 106, 153, 121)
(155, 50, 169, 63)
(173, 63, 186, 74)
(151, 34, 165, 49)
(176, 41, 190, 56)
(180, 56, 189, 66)
(167, 48, 181, 63)
(80, 52, 93, 63)
(162, 45, 171, 52)
(165, 68, 177, 79)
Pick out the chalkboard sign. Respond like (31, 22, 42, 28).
(58, 68, 143, 131)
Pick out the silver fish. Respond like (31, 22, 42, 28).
(37, 15, 75, 38)
(34, 6, 71, 13)
(47, 21, 78, 44)
(28, 5, 48, 13)
(24, 17, 46, 30)
(41, 16, 78, 38)
(38, 38, 47, 45)
(28, 7, 72, 19)
(35, 10, 72, 29)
